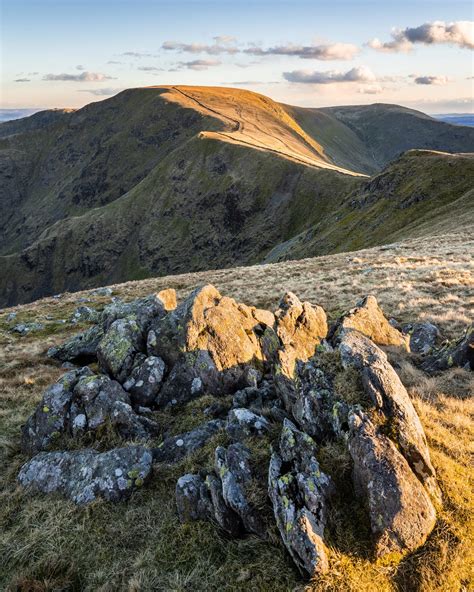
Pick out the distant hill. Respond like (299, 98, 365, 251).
(1, 86, 473, 306)
(435, 114, 474, 127)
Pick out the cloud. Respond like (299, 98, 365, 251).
(76, 64, 85, 70)
(177, 59, 222, 70)
(42, 71, 115, 82)
(283, 65, 376, 84)
(358, 84, 384, 94)
(245, 42, 359, 60)
(137, 66, 165, 71)
(162, 40, 239, 55)
(414, 75, 449, 85)
(368, 20, 474, 52)
(14, 78, 31, 82)
(107, 60, 123, 65)
(213, 35, 237, 44)
(77, 87, 123, 96)
(121, 51, 155, 58)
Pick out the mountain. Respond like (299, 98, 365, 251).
(1, 85, 473, 307)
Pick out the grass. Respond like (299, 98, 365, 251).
(0, 233, 473, 591)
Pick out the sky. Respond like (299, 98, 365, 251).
(1, 0, 473, 114)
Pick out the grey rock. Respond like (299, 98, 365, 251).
(152, 420, 224, 463)
(70, 305, 100, 324)
(11, 322, 44, 335)
(339, 330, 440, 501)
(123, 355, 166, 407)
(101, 294, 166, 333)
(176, 473, 213, 522)
(215, 443, 265, 536)
(18, 446, 152, 504)
(91, 287, 113, 297)
(226, 408, 271, 441)
(403, 322, 440, 355)
(97, 318, 143, 383)
(47, 324, 104, 364)
(423, 324, 473, 372)
(349, 410, 436, 558)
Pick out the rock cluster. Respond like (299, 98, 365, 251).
(17, 286, 466, 578)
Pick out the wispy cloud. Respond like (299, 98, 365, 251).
(245, 42, 358, 60)
(14, 78, 31, 82)
(76, 64, 86, 71)
(43, 71, 115, 82)
(137, 66, 165, 72)
(368, 21, 474, 52)
(176, 59, 222, 70)
(358, 84, 384, 94)
(107, 60, 123, 65)
(283, 66, 376, 84)
(414, 75, 449, 85)
(163, 40, 238, 55)
(77, 87, 124, 96)
(121, 51, 155, 58)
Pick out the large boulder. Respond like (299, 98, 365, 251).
(97, 318, 144, 383)
(18, 446, 152, 504)
(403, 322, 440, 355)
(423, 324, 473, 372)
(268, 419, 333, 576)
(349, 410, 436, 558)
(101, 293, 170, 333)
(339, 330, 440, 501)
(47, 325, 104, 364)
(330, 295, 409, 349)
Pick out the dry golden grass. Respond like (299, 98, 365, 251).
(0, 232, 473, 591)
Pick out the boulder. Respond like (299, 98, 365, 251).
(339, 330, 440, 501)
(156, 288, 177, 311)
(152, 420, 224, 463)
(274, 292, 328, 380)
(268, 420, 332, 576)
(18, 446, 152, 504)
(403, 322, 440, 355)
(97, 318, 143, 383)
(330, 295, 409, 349)
(123, 355, 166, 407)
(101, 294, 167, 333)
(70, 305, 100, 324)
(423, 324, 473, 372)
(21, 367, 94, 454)
(147, 285, 265, 390)
(215, 443, 265, 536)
(47, 325, 104, 364)
(226, 408, 271, 441)
(349, 410, 436, 558)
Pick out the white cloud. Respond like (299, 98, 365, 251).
(414, 75, 449, 85)
(283, 66, 376, 84)
(121, 51, 155, 58)
(368, 20, 474, 52)
(176, 59, 222, 70)
(77, 87, 124, 96)
(137, 66, 165, 72)
(358, 84, 383, 94)
(76, 64, 85, 70)
(43, 71, 115, 82)
(14, 78, 31, 83)
(162, 41, 238, 55)
(245, 42, 359, 60)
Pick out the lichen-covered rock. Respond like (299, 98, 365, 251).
(47, 325, 104, 364)
(11, 322, 44, 335)
(232, 382, 276, 412)
(274, 292, 328, 380)
(268, 420, 332, 576)
(156, 288, 177, 311)
(349, 410, 436, 558)
(97, 318, 143, 383)
(330, 295, 409, 349)
(101, 294, 167, 333)
(70, 305, 100, 324)
(226, 408, 271, 441)
(18, 446, 152, 504)
(147, 285, 266, 391)
(339, 330, 440, 500)
(123, 355, 166, 407)
(152, 420, 224, 463)
(403, 322, 440, 355)
(423, 324, 473, 372)
(215, 443, 265, 536)
(21, 367, 94, 454)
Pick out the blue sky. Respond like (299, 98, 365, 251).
(1, 0, 473, 113)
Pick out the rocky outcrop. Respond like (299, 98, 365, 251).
(48, 325, 104, 364)
(123, 355, 166, 407)
(18, 446, 152, 504)
(97, 318, 144, 383)
(226, 408, 271, 441)
(330, 295, 409, 349)
(349, 410, 436, 557)
(268, 419, 333, 576)
(423, 324, 473, 372)
(152, 420, 224, 463)
(403, 322, 440, 355)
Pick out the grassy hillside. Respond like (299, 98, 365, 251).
(265, 150, 474, 262)
(1, 232, 472, 591)
(1, 86, 474, 307)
